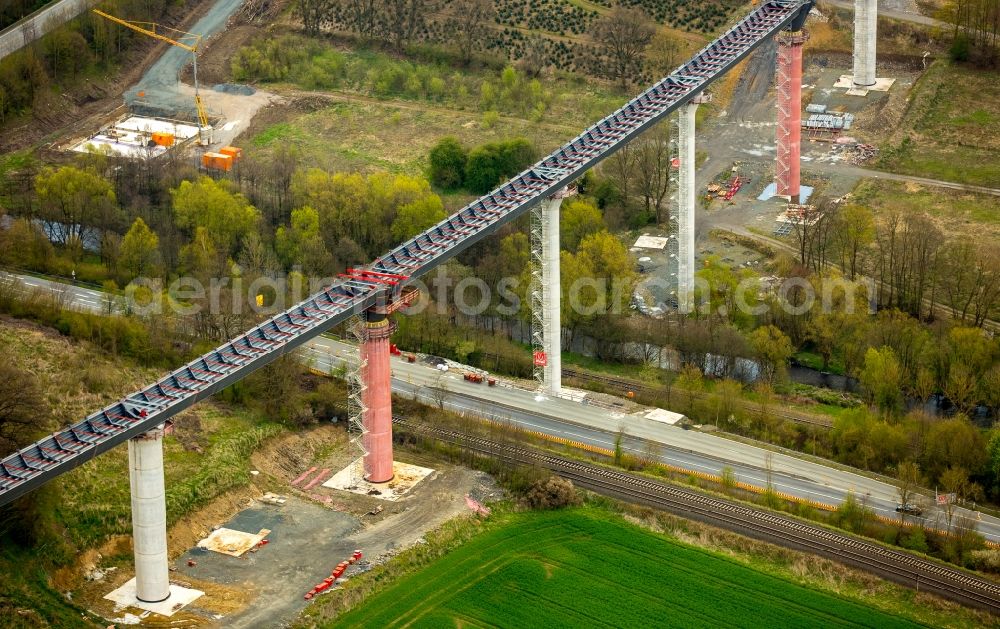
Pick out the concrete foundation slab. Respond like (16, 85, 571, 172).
(197, 527, 271, 557)
(633, 235, 669, 249)
(645, 408, 685, 425)
(757, 182, 814, 203)
(104, 578, 203, 617)
(835, 75, 896, 94)
(323, 459, 434, 501)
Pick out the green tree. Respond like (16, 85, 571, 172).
(172, 177, 260, 256)
(463, 138, 536, 194)
(275, 206, 335, 275)
(391, 195, 446, 242)
(428, 137, 467, 190)
(987, 427, 1000, 493)
(748, 325, 793, 385)
(179, 227, 220, 280)
(944, 363, 978, 415)
(119, 217, 160, 280)
(923, 415, 988, 482)
(34, 165, 118, 246)
(560, 198, 604, 251)
(0, 218, 54, 270)
(292, 169, 441, 257)
(575, 230, 637, 316)
(696, 256, 760, 329)
(859, 346, 904, 415)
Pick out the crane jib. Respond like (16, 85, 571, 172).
(0, 0, 813, 507)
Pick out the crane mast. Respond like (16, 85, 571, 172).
(92, 9, 213, 145)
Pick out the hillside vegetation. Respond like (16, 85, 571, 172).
(0, 317, 285, 627)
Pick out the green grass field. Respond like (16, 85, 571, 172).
(853, 178, 1000, 238)
(333, 508, 922, 628)
(878, 60, 1000, 188)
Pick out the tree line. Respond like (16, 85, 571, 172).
(939, 0, 1000, 66)
(0, 0, 197, 125)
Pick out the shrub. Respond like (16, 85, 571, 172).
(464, 138, 536, 194)
(428, 137, 468, 190)
(524, 475, 580, 509)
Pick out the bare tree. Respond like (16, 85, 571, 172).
(517, 35, 548, 77)
(895, 460, 923, 525)
(0, 364, 48, 456)
(297, 0, 336, 36)
(590, 7, 655, 91)
(429, 370, 449, 409)
(380, 0, 427, 50)
(634, 122, 671, 223)
(605, 141, 637, 210)
(645, 30, 683, 78)
(939, 465, 969, 533)
(340, 0, 380, 37)
(449, 0, 495, 64)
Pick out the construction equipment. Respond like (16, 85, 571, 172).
(92, 9, 213, 146)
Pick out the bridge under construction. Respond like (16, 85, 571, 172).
(1, 0, 816, 609)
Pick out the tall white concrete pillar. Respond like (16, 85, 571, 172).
(541, 194, 563, 396)
(128, 426, 170, 603)
(853, 0, 877, 87)
(678, 96, 708, 314)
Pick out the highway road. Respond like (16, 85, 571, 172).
(5, 269, 1000, 542)
(304, 338, 1000, 541)
(822, 0, 946, 28)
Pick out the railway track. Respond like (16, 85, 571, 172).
(395, 418, 1000, 614)
(562, 367, 833, 428)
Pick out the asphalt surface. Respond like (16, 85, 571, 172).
(822, 0, 946, 28)
(3, 272, 999, 543)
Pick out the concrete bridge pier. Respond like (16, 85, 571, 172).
(853, 0, 877, 87)
(531, 187, 575, 397)
(677, 93, 710, 314)
(361, 310, 394, 483)
(775, 29, 809, 204)
(128, 426, 170, 603)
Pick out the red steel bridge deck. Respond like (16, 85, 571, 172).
(0, 0, 812, 506)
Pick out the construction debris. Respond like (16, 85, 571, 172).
(261, 492, 287, 506)
(849, 143, 879, 164)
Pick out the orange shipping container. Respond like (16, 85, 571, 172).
(151, 132, 175, 147)
(218, 145, 242, 160)
(201, 152, 233, 172)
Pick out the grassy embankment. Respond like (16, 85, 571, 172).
(0, 319, 283, 628)
(877, 60, 1000, 189)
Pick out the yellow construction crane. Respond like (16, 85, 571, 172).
(92, 9, 212, 145)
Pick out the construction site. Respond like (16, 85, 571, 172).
(49, 2, 274, 173)
(2, 0, 1000, 626)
